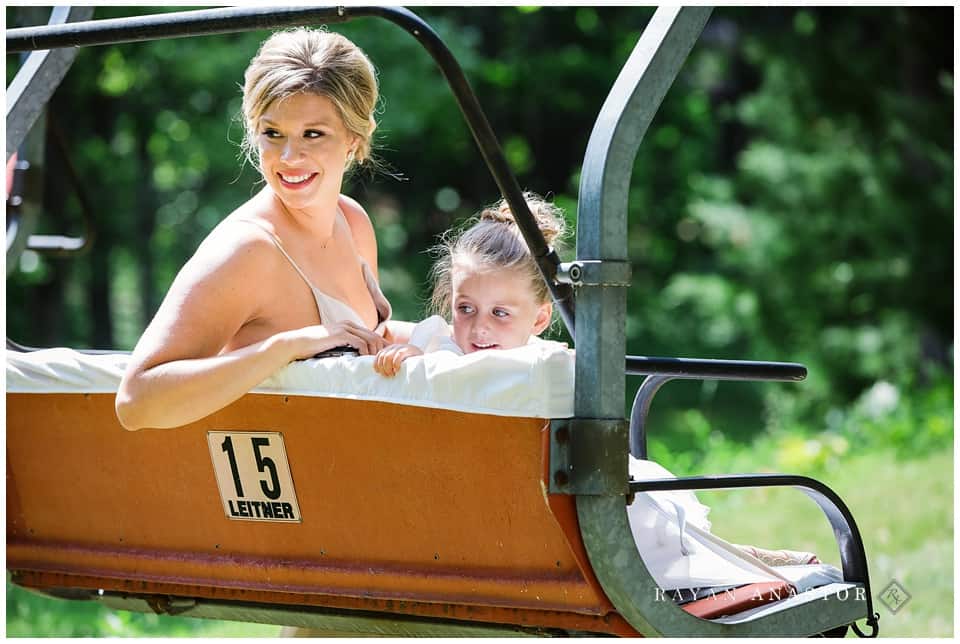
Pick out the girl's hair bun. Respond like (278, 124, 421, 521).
(478, 192, 566, 246)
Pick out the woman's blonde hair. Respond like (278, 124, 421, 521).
(429, 192, 567, 319)
(241, 28, 378, 172)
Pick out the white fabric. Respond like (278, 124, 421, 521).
(6, 343, 575, 418)
(773, 563, 843, 592)
(629, 457, 791, 591)
(407, 315, 462, 354)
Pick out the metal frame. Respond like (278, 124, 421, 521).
(572, 7, 714, 432)
(6, 7, 94, 158)
(578, 493, 870, 636)
(6, 6, 94, 274)
(565, 5, 878, 637)
(6, 5, 879, 637)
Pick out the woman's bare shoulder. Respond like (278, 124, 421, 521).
(338, 194, 373, 233)
(187, 215, 280, 278)
(129, 218, 282, 368)
(338, 194, 377, 269)
(161, 199, 286, 318)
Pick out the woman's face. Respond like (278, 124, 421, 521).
(257, 92, 357, 211)
(451, 263, 552, 353)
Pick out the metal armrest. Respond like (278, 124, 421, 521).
(627, 355, 807, 459)
(627, 473, 879, 637)
(626, 354, 806, 381)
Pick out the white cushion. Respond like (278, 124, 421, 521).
(6, 343, 575, 419)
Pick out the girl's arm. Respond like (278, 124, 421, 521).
(115, 230, 385, 430)
(373, 316, 460, 377)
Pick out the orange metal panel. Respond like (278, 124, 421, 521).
(7, 392, 631, 633)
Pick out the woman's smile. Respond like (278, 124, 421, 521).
(258, 93, 357, 208)
(278, 171, 319, 189)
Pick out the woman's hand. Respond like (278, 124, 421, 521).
(285, 320, 389, 359)
(374, 344, 424, 377)
(115, 221, 393, 430)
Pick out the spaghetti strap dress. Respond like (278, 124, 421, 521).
(234, 218, 392, 334)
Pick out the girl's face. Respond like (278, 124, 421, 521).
(257, 92, 357, 211)
(451, 263, 552, 353)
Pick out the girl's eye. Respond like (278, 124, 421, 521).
(262, 128, 281, 139)
(456, 304, 475, 315)
(493, 308, 510, 318)
(304, 129, 325, 139)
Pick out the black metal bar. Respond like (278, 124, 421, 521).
(629, 472, 878, 633)
(6, 5, 577, 336)
(626, 355, 807, 381)
(6, 6, 349, 51)
(628, 374, 672, 459)
(347, 7, 576, 335)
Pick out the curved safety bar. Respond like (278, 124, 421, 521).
(629, 474, 870, 586)
(577, 491, 875, 636)
(5, 5, 576, 335)
(627, 358, 807, 458)
(628, 374, 671, 459)
(627, 474, 879, 635)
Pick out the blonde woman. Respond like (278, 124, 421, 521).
(117, 29, 405, 430)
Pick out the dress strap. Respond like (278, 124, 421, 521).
(232, 218, 317, 291)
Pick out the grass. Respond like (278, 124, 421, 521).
(6, 449, 952, 637)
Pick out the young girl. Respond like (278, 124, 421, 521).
(374, 192, 562, 377)
(374, 193, 823, 577)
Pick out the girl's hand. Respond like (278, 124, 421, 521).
(286, 321, 388, 359)
(374, 344, 424, 377)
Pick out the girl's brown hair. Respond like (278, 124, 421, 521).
(429, 192, 566, 319)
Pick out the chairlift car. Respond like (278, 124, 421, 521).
(6, 5, 879, 637)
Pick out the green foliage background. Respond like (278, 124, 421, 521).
(5, 5, 953, 637)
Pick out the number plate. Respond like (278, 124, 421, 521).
(207, 431, 302, 523)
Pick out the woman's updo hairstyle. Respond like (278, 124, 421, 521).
(429, 192, 567, 319)
(241, 28, 378, 172)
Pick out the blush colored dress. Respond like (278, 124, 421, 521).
(236, 218, 391, 333)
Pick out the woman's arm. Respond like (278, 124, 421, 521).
(115, 229, 384, 431)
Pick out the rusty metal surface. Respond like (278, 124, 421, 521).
(7, 392, 626, 631)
